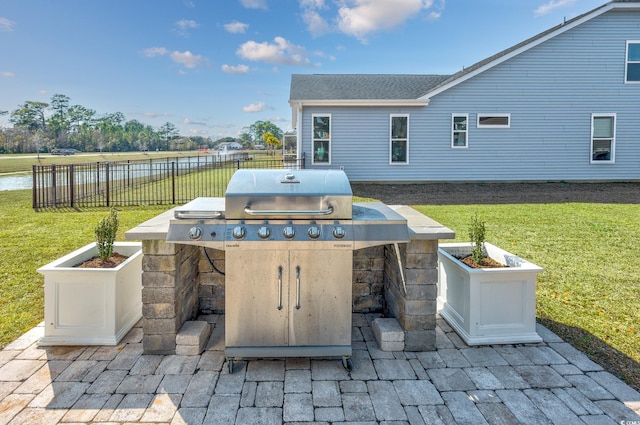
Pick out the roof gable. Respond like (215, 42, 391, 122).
(422, 0, 640, 98)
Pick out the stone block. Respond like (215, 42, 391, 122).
(372, 318, 404, 346)
(143, 303, 177, 319)
(405, 253, 434, 269)
(142, 287, 178, 304)
(143, 255, 178, 273)
(176, 345, 202, 356)
(176, 321, 211, 355)
(404, 330, 436, 351)
(142, 271, 175, 288)
(406, 239, 438, 254)
(352, 282, 370, 297)
(143, 334, 176, 355)
(404, 268, 438, 286)
(143, 317, 181, 335)
(353, 294, 383, 313)
(143, 240, 179, 256)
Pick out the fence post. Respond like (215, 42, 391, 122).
(171, 161, 176, 204)
(69, 164, 75, 209)
(32, 165, 37, 209)
(52, 164, 57, 207)
(105, 162, 110, 207)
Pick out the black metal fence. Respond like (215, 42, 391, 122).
(32, 153, 305, 210)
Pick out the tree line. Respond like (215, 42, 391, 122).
(0, 94, 284, 154)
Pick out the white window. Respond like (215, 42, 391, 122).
(312, 114, 330, 164)
(591, 113, 615, 164)
(452, 114, 468, 148)
(625, 41, 640, 83)
(477, 114, 510, 128)
(390, 114, 409, 164)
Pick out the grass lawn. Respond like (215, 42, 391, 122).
(0, 188, 638, 390)
(415, 203, 640, 390)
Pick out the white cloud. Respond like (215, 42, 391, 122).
(534, 0, 576, 16)
(302, 9, 330, 37)
(237, 36, 311, 66)
(224, 20, 249, 34)
(336, 0, 433, 42)
(142, 47, 169, 57)
(301, 0, 325, 7)
(184, 118, 207, 126)
(0, 17, 15, 32)
(144, 47, 204, 69)
(240, 0, 267, 10)
(1, 71, 15, 77)
(177, 19, 198, 30)
(426, 11, 441, 21)
(222, 64, 250, 74)
(170, 50, 203, 68)
(175, 19, 199, 35)
(243, 101, 266, 112)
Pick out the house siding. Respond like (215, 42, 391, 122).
(300, 9, 640, 182)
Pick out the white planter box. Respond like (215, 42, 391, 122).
(438, 242, 543, 345)
(37, 242, 142, 346)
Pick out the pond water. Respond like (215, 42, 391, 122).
(0, 173, 32, 191)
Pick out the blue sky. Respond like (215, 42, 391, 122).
(0, 0, 606, 140)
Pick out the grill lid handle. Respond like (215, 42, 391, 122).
(243, 205, 334, 216)
(175, 211, 222, 219)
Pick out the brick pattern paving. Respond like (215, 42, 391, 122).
(0, 314, 639, 424)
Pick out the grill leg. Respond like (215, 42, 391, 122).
(227, 358, 234, 374)
(342, 356, 353, 372)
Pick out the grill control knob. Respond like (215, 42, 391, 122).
(189, 226, 203, 240)
(308, 226, 321, 239)
(332, 226, 346, 239)
(232, 226, 246, 240)
(257, 226, 271, 240)
(283, 226, 296, 239)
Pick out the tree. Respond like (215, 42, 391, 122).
(262, 131, 281, 154)
(48, 94, 70, 143)
(10, 101, 48, 131)
(245, 120, 283, 144)
(158, 122, 178, 147)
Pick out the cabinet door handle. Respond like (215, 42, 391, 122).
(277, 266, 283, 310)
(295, 266, 301, 310)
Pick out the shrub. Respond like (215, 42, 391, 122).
(468, 213, 486, 264)
(95, 209, 119, 262)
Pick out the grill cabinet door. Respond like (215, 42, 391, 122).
(288, 250, 352, 347)
(225, 249, 352, 350)
(225, 250, 289, 347)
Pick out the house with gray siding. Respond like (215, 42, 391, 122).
(288, 0, 640, 182)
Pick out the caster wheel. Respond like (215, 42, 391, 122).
(342, 357, 353, 371)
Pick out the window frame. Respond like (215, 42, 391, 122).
(389, 114, 409, 165)
(477, 113, 510, 128)
(625, 40, 640, 84)
(590, 113, 616, 164)
(451, 113, 469, 148)
(311, 113, 331, 165)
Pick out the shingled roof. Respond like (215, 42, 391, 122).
(289, 74, 450, 101)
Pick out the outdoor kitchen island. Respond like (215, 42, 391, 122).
(125, 175, 454, 366)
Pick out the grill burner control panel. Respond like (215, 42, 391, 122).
(225, 222, 349, 242)
(169, 220, 356, 250)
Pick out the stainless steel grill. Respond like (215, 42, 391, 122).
(166, 169, 409, 372)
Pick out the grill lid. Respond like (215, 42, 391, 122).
(225, 169, 353, 219)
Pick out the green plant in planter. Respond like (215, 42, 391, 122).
(95, 208, 119, 262)
(468, 213, 486, 265)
